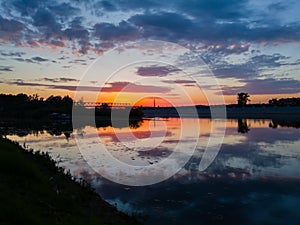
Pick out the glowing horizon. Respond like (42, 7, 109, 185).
(1, 1, 300, 105)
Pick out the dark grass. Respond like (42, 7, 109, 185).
(0, 137, 141, 225)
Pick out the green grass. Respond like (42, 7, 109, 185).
(0, 137, 140, 225)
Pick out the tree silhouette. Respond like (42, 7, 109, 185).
(237, 92, 250, 106)
(237, 119, 250, 133)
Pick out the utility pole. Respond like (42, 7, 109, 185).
(153, 97, 156, 126)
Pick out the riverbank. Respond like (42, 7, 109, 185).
(0, 137, 140, 225)
(142, 105, 300, 119)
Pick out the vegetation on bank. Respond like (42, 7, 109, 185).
(0, 137, 140, 225)
(0, 93, 73, 119)
(0, 93, 144, 120)
(236, 92, 300, 107)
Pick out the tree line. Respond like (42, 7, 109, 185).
(237, 93, 300, 106)
(0, 93, 73, 119)
(0, 93, 144, 120)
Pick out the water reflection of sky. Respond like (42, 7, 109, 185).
(4, 118, 300, 225)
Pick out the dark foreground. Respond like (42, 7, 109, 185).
(0, 137, 140, 225)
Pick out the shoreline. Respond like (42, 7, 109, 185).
(141, 105, 300, 119)
(0, 137, 141, 225)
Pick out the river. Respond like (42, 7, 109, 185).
(3, 118, 300, 225)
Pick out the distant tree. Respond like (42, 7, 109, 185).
(269, 97, 300, 106)
(16, 93, 29, 103)
(62, 95, 73, 110)
(269, 98, 278, 105)
(95, 103, 111, 117)
(29, 93, 40, 101)
(237, 92, 250, 106)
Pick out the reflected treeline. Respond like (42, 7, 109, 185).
(0, 119, 73, 138)
(237, 119, 300, 134)
(269, 119, 300, 129)
(0, 118, 143, 138)
(237, 119, 250, 133)
(236, 118, 300, 133)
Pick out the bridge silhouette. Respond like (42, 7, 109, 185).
(75, 102, 131, 108)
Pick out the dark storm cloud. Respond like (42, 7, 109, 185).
(94, 1, 117, 12)
(111, 0, 161, 11)
(268, 2, 288, 12)
(129, 12, 194, 40)
(2, 2, 91, 53)
(49, 2, 79, 18)
(124, 2, 300, 44)
(213, 19, 297, 43)
(94, 21, 139, 41)
(11, 0, 40, 16)
(32, 8, 61, 31)
(1, 0, 300, 53)
(0, 16, 24, 43)
(64, 17, 88, 39)
(63, 17, 90, 54)
(176, 0, 250, 20)
(0, 0, 299, 97)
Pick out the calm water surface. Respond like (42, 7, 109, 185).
(4, 118, 300, 225)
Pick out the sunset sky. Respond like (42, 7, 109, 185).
(0, 0, 300, 106)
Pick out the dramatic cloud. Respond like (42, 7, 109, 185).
(0, 16, 24, 43)
(0, 0, 300, 51)
(36, 77, 79, 83)
(222, 78, 300, 95)
(136, 65, 180, 77)
(0, 0, 300, 98)
(0, 51, 26, 57)
(101, 81, 171, 93)
(11, 56, 58, 64)
(11, 0, 40, 16)
(13, 58, 34, 63)
(94, 21, 139, 41)
(7, 80, 171, 93)
(63, 17, 90, 54)
(204, 44, 250, 56)
(31, 56, 49, 62)
(0, 66, 13, 72)
(1, 0, 300, 52)
(162, 79, 196, 84)
(49, 2, 79, 18)
(129, 12, 196, 41)
(211, 53, 300, 80)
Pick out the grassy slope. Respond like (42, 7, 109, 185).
(0, 137, 140, 225)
